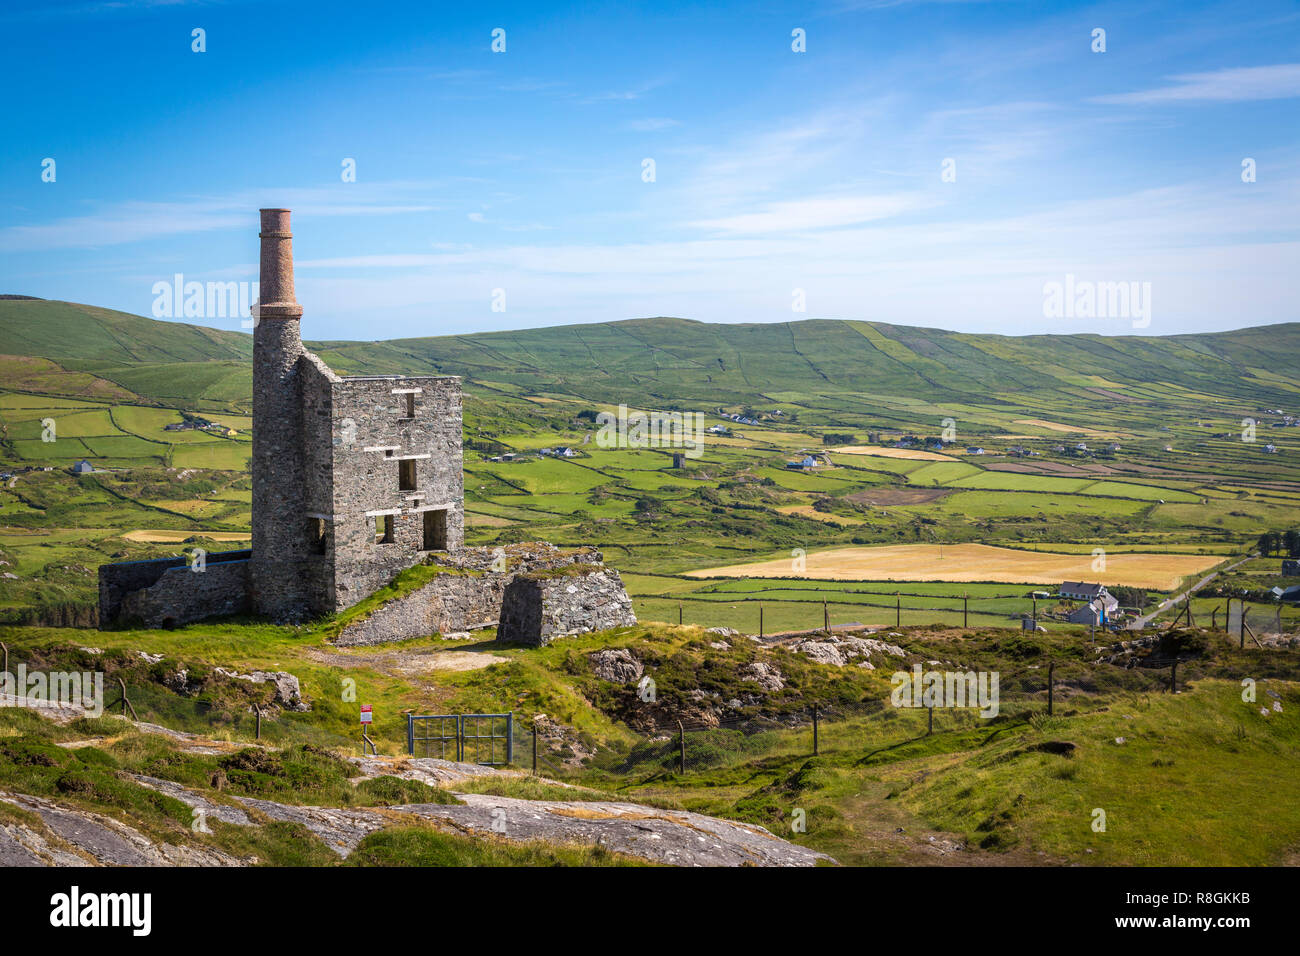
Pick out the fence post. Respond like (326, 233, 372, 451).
(506, 712, 514, 765)
(532, 722, 538, 775)
(927, 705, 933, 736)
(1241, 601, 1247, 649)
(1211, 605, 1218, 630)
(1032, 597, 1038, 630)
(963, 593, 968, 629)
(823, 599, 828, 631)
(1170, 660, 1178, 695)
(677, 720, 686, 774)
(254, 704, 262, 741)
(895, 592, 900, 628)
(0, 641, 7, 678)
(759, 603, 764, 638)
(1047, 661, 1054, 716)
(678, 602, 682, 626)
(407, 714, 414, 755)
(812, 704, 819, 756)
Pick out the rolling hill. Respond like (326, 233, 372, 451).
(3, 298, 1299, 418)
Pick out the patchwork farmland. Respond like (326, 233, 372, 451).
(2, 300, 1298, 634)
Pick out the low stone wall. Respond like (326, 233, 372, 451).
(99, 550, 251, 628)
(498, 567, 637, 647)
(114, 557, 251, 629)
(333, 542, 619, 647)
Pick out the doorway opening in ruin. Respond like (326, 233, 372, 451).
(422, 508, 447, 551)
(375, 513, 395, 545)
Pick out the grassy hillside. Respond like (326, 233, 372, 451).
(2, 299, 1299, 632)
(313, 316, 1300, 411)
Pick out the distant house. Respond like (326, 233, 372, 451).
(70, 460, 94, 474)
(707, 424, 730, 435)
(1068, 598, 1113, 626)
(1283, 559, 1300, 576)
(966, 446, 984, 455)
(1107, 443, 1121, 452)
(1264, 444, 1278, 454)
(555, 447, 577, 457)
(1270, 585, 1300, 603)
(1075, 443, 1089, 452)
(786, 455, 819, 470)
(1060, 581, 1110, 602)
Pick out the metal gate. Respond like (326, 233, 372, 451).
(407, 712, 514, 766)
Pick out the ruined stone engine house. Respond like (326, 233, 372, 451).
(99, 209, 635, 643)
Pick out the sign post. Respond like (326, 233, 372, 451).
(360, 704, 376, 755)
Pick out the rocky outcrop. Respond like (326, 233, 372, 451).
(391, 794, 833, 867)
(498, 567, 637, 646)
(789, 634, 906, 668)
(741, 661, 785, 691)
(162, 666, 309, 712)
(0, 793, 245, 866)
(589, 648, 643, 683)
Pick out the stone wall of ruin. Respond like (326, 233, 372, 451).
(497, 567, 637, 647)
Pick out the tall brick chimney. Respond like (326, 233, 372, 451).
(251, 208, 308, 620)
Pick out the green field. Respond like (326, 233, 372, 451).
(2, 299, 1298, 634)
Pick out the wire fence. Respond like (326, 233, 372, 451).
(508, 655, 1200, 783)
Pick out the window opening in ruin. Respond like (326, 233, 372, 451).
(309, 517, 328, 555)
(423, 508, 447, 551)
(400, 392, 415, 418)
(375, 513, 394, 544)
(398, 458, 417, 491)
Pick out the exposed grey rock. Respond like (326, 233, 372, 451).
(233, 798, 386, 857)
(128, 775, 252, 826)
(0, 827, 48, 866)
(790, 635, 905, 668)
(347, 756, 508, 787)
(589, 648, 643, 684)
(0, 793, 242, 866)
(741, 661, 785, 692)
(393, 793, 834, 867)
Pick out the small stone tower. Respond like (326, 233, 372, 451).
(250, 209, 310, 620)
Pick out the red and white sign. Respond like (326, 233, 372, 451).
(360, 704, 373, 725)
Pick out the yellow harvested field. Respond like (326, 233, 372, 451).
(122, 530, 251, 543)
(1011, 419, 1118, 438)
(686, 543, 1221, 590)
(830, 445, 955, 461)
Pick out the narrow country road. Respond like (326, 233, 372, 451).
(1129, 553, 1257, 629)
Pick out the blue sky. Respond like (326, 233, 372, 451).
(2, 0, 1298, 340)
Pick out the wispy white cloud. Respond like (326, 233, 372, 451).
(1092, 64, 1300, 104)
(625, 117, 681, 132)
(0, 185, 443, 251)
(689, 193, 938, 235)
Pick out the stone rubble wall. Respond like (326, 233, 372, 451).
(497, 566, 637, 647)
(99, 550, 251, 627)
(114, 557, 251, 629)
(333, 543, 614, 647)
